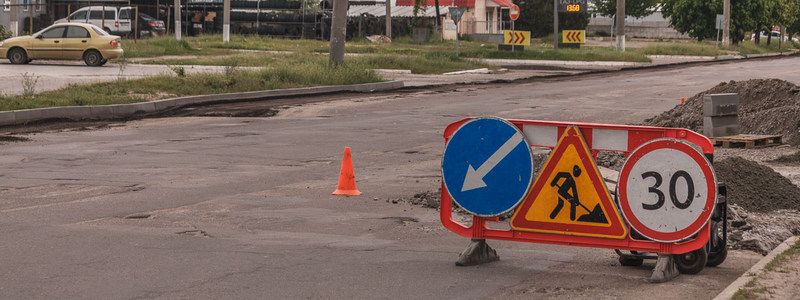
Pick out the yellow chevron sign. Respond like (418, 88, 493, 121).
(562, 30, 586, 44)
(503, 30, 531, 46)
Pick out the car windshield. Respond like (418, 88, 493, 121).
(139, 13, 155, 20)
(90, 25, 110, 36)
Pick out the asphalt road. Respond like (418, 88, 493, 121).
(0, 61, 224, 95)
(2, 56, 800, 299)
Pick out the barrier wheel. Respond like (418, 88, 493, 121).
(674, 248, 707, 274)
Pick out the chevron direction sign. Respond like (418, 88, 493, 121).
(562, 30, 586, 44)
(503, 30, 531, 46)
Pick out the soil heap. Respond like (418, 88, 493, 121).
(715, 156, 800, 212)
(645, 79, 800, 145)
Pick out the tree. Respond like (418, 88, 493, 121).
(515, 0, 590, 37)
(594, 0, 661, 19)
(661, 0, 763, 43)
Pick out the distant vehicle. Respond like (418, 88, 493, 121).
(137, 13, 166, 37)
(750, 31, 799, 43)
(54, 6, 133, 36)
(0, 23, 123, 66)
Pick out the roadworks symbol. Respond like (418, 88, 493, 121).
(510, 127, 628, 239)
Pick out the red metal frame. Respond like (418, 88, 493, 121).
(440, 118, 714, 254)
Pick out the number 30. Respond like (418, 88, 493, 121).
(640, 171, 694, 210)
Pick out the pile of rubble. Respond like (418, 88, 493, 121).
(645, 79, 800, 145)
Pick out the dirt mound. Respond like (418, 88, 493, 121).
(645, 79, 800, 144)
(715, 157, 800, 212)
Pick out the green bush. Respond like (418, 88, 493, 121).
(0, 25, 11, 41)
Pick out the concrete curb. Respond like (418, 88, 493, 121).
(713, 236, 799, 300)
(0, 81, 404, 126)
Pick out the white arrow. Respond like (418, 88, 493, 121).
(462, 132, 525, 192)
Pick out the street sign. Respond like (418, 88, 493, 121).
(562, 30, 585, 44)
(503, 30, 531, 46)
(442, 117, 534, 217)
(509, 4, 521, 21)
(716, 14, 725, 30)
(618, 139, 717, 243)
(511, 127, 627, 239)
(449, 7, 466, 25)
(557, 0, 588, 13)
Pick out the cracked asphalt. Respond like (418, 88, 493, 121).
(2, 56, 800, 298)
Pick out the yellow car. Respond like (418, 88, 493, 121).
(0, 23, 123, 66)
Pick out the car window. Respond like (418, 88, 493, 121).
(65, 26, 90, 38)
(90, 25, 110, 36)
(69, 10, 87, 21)
(119, 9, 130, 19)
(39, 27, 65, 39)
(89, 10, 115, 20)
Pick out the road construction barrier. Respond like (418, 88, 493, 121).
(441, 117, 721, 272)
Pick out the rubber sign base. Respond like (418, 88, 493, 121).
(648, 254, 680, 283)
(455, 239, 500, 266)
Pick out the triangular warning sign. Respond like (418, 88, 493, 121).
(510, 127, 628, 239)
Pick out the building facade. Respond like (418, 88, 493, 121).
(1, 0, 47, 36)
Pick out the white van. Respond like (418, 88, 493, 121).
(55, 6, 133, 36)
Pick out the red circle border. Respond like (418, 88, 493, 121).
(618, 139, 717, 243)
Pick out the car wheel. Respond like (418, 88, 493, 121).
(8, 48, 28, 64)
(83, 50, 104, 67)
(99, 59, 108, 66)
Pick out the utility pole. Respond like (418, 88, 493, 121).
(434, 0, 441, 40)
(615, 0, 625, 51)
(223, 0, 230, 43)
(552, 0, 558, 49)
(385, 0, 391, 39)
(10, 0, 18, 36)
(174, 0, 182, 40)
(722, 0, 730, 46)
(330, 0, 347, 66)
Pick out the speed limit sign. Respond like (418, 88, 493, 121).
(618, 139, 717, 243)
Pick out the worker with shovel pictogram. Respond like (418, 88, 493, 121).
(549, 165, 608, 224)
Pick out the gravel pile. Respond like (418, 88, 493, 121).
(645, 79, 800, 145)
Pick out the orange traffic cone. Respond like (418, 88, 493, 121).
(332, 147, 362, 196)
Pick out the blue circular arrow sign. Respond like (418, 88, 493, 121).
(442, 117, 534, 217)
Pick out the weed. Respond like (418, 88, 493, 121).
(223, 60, 239, 77)
(117, 55, 129, 80)
(20, 72, 40, 97)
(170, 66, 186, 77)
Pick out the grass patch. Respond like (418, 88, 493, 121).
(0, 60, 381, 111)
(141, 51, 487, 74)
(732, 238, 800, 300)
(636, 42, 725, 56)
(764, 238, 800, 272)
(463, 46, 651, 62)
(123, 37, 205, 58)
(727, 40, 797, 55)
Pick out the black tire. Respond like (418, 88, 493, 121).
(99, 59, 108, 66)
(674, 249, 708, 275)
(619, 256, 644, 267)
(707, 246, 728, 267)
(83, 50, 104, 67)
(8, 48, 28, 64)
